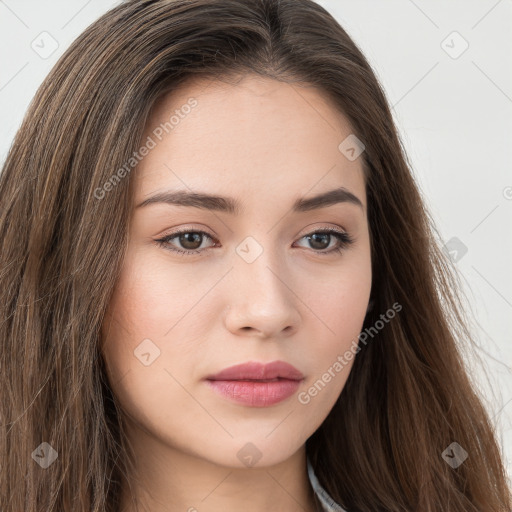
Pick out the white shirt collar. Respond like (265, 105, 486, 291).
(307, 457, 348, 512)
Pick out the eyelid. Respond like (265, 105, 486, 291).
(296, 223, 348, 237)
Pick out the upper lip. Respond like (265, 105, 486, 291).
(206, 360, 304, 381)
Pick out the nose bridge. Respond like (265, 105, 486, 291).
(234, 234, 287, 293)
(224, 234, 300, 336)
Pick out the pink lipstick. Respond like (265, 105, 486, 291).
(205, 360, 304, 407)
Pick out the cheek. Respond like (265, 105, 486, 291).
(295, 256, 371, 399)
(99, 266, 191, 433)
(103, 248, 194, 340)
(99, 247, 209, 403)
(299, 251, 372, 337)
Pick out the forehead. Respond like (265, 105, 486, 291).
(134, 74, 366, 212)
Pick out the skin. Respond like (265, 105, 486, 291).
(100, 74, 372, 512)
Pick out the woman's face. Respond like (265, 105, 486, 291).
(101, 74, 372, 468)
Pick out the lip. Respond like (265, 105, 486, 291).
(206, 360, 304, 381)
(205, 360, 304, 407)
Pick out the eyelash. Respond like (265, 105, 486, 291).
(154, 227, 354, 257)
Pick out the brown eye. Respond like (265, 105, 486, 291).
(155, 230, 216, 255)
(294, 229, 354, 255)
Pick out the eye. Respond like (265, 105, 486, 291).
(155, 229, 217, 256)
(154, 227, 354, 256)
(293, 228, 354, 255)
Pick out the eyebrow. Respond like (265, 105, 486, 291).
(136, 186, 364, 214)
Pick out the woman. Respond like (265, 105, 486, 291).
(0, 0, 510, 511)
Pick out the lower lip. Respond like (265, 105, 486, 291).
(205, 379, 302, 407)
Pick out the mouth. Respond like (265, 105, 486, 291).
(204, 361, 304, 407)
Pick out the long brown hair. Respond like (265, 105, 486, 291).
(1, 0, 510, 510)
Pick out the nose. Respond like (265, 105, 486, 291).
(223, 250, 301, 339)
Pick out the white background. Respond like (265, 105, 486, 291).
(1, 0, 511, 480)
